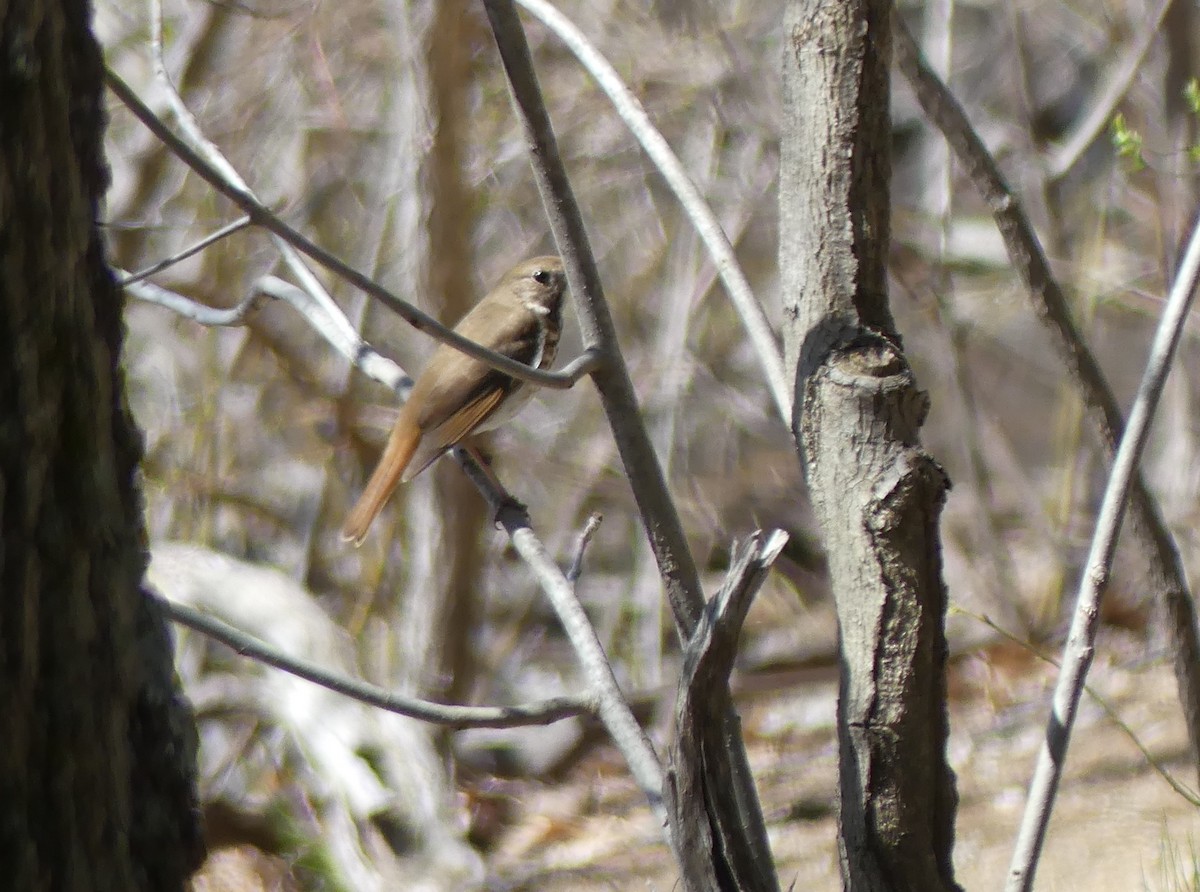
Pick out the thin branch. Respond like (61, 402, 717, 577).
(482, 0, 707, 638)
(1046, 0, 1172, 181)
(122, 273, 266, 326)
(959, 608, 1200, 807)
(154, 591, 595, 729)
(103, 67, 601, 391)
(480, 8, 784, 880)
(455, 451, 668, 828)
(254, 275, 410, 398)
(1006, 210, 1200, 892)
(512, 0, 791, 422)
(894, 10, 1200, 787)
(146, 0, 361, 354)
(566, 511, 603, 583)
(118, 215, 252, 286)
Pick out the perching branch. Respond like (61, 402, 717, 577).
(512, 0, 791, 422)
(482, 2, 779, 885)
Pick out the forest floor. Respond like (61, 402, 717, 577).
(480, 629, 1200, 891)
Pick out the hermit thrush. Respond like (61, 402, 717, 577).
(341, 256, 567, 544)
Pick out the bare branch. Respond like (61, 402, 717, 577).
(513, 0, 791, 422)
(454, 450, 669, 828)
(894, 11, 1200, 790)
(145, 0, 360, 355)
(566, 511, 603, 583)
(118, 215, 252, 286)
(254, 275, 410, 398)
(122, 273, 266, 327)
(1007, 210, 1200, 892)
(103, 67, 601, 390)
(154, 590, 594, 729)
(481, 0, 706, 637)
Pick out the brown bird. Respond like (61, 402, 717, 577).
(341, 256, 568, 544)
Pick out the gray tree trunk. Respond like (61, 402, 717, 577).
(779, 2, 960, 889)
(0, 1, 204, 888)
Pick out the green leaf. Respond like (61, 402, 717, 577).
(1110, 113, 1146, 171)
(1186, 79, 1200, 117)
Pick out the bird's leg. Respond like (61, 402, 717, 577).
(455, 443, 528, 522)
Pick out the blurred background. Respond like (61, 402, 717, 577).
(98, 0, 1200, 888)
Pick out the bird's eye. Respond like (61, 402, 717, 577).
(532, 269, 552, 285)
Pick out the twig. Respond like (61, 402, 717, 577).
(104, 67, 601, 390)
(155, 591, 594, 729)
(566, 512, 603, 583)
(122, 273, 266, 327)
(512, 0, 791, 422)
(894, 10, 1200, 789)
(1046, 0, 1172, 181)
(959, 608, 1200, 806)
(457, 454, 668, 825)
(118, 215, 252, 286)
(1006, 211, 1200, 892)
(509, 520, 667, 820)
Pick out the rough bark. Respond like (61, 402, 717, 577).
(0, 0, 203, 888)
(780, 2, 960, 888)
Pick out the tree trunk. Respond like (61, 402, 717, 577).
(425, 0, 487, 712)
(0, 1, 204, 888)
(779, 2, 960, 889)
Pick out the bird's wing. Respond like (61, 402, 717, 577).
(409, 298, 542, 433)
(401, 386, 507, 482)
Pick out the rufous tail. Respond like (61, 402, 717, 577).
(341, 419, 421, 545)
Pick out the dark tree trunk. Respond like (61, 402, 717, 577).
(0, 1, 204, 889)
